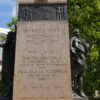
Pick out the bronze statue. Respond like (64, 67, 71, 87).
(0, 26, 16, 100)
(70, 29, 89, 97)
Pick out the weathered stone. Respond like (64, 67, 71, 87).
(18, 0, 67, 4)
(13, 0, 72, 100)
(13, 21, 72, 100)
(18, 4, 67, 21)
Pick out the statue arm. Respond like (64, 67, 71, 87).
(79, 39, 90, 56)
(71, 37, 76, 51)
(74, 39, 86, 54)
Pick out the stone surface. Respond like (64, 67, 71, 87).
(13, 0, 72, 100)
(13, 21, 72, 100)
(73, 93, 89, 100)
(74, 98, 89, 100)
(18, 0, 67, 4)
(18, 4, 67, 21)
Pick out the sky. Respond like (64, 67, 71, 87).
(0, 0, 16, 28)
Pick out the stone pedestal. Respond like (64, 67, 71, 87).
(13, 0, 72, 100)
(74, 97, 89, 100)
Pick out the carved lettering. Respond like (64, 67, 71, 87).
(13, 22, 71, 99)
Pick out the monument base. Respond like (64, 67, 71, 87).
(73, 96, 89, 100)
(74, 98, 89, 100)
(72, 91, 89, 100)
(0, 96, 11, 100)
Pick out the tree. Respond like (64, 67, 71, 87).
(6, 18, 17, 32)
(68, 0, 100, 97)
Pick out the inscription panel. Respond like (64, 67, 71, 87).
(18, 4, 67, 21)
(13, 21, 72, 100)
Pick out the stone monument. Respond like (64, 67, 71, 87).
(13, 0, 72, 100)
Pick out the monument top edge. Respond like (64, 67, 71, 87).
(18, 0, 67, 4)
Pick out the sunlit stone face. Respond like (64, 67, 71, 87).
(34, 0, 47, 3)
(18, 0, 67, 4)
(13, 0, 72, 100)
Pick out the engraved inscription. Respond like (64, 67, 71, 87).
(18, 55, 67, 81)
(16, 23, 68, 83)
(18, 4, 67, 21)
(13, 22, 72, 100)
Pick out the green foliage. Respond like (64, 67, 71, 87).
(6, 18, 17, 32)
(0, 81, 8, 96)
(0, 72, 1, 80)
(0, 35, 7, 42)
(68, 0, 100, 97)
(0, 71, 8, 96)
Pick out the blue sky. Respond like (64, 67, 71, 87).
(0, 0, 16, 28)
